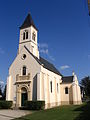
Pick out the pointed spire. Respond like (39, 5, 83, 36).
(20, 13, 38, 30)
(72, 71, 75, 76)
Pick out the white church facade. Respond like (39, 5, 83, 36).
(6, 13, 82, 109)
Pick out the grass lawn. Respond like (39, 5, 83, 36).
(14, 102, 90, 120)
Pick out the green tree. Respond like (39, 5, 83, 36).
(81, 76, 90, 97)
(0, 84, 3, 100)
(2, 85, 6, 100)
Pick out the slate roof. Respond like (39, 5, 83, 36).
(40, 57, 62, 76)
(62, 76, 73, 83)
(20, 13, 38, 30)
(24, 46, 62, 76)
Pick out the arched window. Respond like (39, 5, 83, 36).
(23, 31, 28, 40)
(50, 81, 52, 93)
(32, 32, 36, 41)
(65, 87, 68, 94)
(23, 32, 25, 40)
(26, 31, 28, 39)
(57, 83, 59, 93)
(22, 66, 26, 75)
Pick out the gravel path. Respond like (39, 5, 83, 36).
(0, 110, 31, 120)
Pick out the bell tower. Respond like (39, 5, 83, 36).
(18, 13, 39, 58)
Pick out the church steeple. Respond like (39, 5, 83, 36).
(18, 13, 39, 58)
(20, 13, 37, 30)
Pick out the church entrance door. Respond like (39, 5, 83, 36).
(21, 87, 28, 106)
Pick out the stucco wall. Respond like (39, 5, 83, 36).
(39, 66, 62, 108)
(19, 26, 39, 58)
(60, 76, 82, 105)
(60, 83, 73, 105)
(6, 14, 82, 109)
(6, 47, 41, 104)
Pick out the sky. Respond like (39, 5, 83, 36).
(0, 0, 90, 85)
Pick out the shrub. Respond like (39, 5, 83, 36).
(24, 101, 45, 110)
(0, 101, 13, 109)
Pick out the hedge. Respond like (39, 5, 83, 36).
(0, 101, 13, 109)
(24, 101, 45, 110)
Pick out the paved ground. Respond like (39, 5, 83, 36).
(0, 109, 31, 120)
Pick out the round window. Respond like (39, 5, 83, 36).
(21, 54, 26, 60)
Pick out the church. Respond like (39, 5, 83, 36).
(6, 13, 82, 109)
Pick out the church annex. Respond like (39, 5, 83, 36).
(6, 13, 82, 109)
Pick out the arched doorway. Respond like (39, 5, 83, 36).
(21, 87, 28, 106)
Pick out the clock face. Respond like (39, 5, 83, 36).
(21, 54, 26, 60)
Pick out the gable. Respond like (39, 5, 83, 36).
(9, 46, 41, 76)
